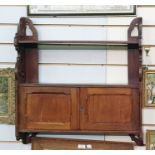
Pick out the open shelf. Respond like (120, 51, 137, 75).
(18, 40, 139, 46)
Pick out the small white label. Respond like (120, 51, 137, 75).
(78, 144, 86, 149)
(86, 144, 92, 149)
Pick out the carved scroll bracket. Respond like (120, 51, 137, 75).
(14, 17, 38, 45)
(128, 17, 142, 43)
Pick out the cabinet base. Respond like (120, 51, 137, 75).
(17, 132, 144, 146)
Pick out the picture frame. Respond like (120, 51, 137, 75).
(143, 70, 155, 107)
(0, 68, 15, 124)
(146, 130, 155, 150)
(27, 5, 136, 16)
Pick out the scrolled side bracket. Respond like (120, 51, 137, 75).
(128, 17, 142, 43)
(14, 17, 38, 48)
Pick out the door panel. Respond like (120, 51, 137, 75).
(88, 95, 131, 123)
(26, 93, 71, 129)
(80, 88, 140, 131)
(19, 86, 79, 131)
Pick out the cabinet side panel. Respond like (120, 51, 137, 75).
(25, 48, 38, 83)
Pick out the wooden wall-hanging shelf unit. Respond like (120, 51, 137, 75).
(14, 17, 143, 145)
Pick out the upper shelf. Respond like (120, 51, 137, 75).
(18, 40, 139, 46)
(14, 17, 142, 47)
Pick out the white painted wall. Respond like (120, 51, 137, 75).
(0, 5, 155, 150)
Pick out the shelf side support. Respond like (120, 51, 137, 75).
(14, 17, 39, 141)
(128, 17, 142, 86)
(128, 17, 143, 146)
(14, 17, 38, 83)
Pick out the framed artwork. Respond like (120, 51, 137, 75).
(146, 130, 155, 150)
(0, 68, 15, 124)
(28, 5, 136, 16)
(143, 70, 155, 107)
(32, 137, 134, 150)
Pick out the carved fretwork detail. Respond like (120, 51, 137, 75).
(15, 49, 25, 83)
(14, 17, 38, 83)
(14, 17, 38, 43)
(128, 18, 143, 147)
(128, 17, 142, 43)
(14, 18, 39, 140)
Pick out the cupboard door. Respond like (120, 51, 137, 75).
(80, 88, 140, 131)
(19, 86, 79, 131)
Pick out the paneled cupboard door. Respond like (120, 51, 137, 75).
(80, 88, 140, 132)
(18, 86, 140, 133)
(19, 86, 79, 131)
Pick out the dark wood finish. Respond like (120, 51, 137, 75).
(129, 134, 143, 146)
(14, 17, 39, 140)
(128, 17, 142, 86)
(18, 40, 139, 46)
(14, 17, 143, 145)
(14, 17, 38, 83)
(127, 17, 143, 145)
(19, 83, 139, 88)
(32, 138, 134, 150)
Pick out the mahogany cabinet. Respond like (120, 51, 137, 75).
(19, 85, 139, 132)
(14, 17, 143, 145)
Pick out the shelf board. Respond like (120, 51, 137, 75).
(18, 40, 139, 46)
(19, 83, 139, 89)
